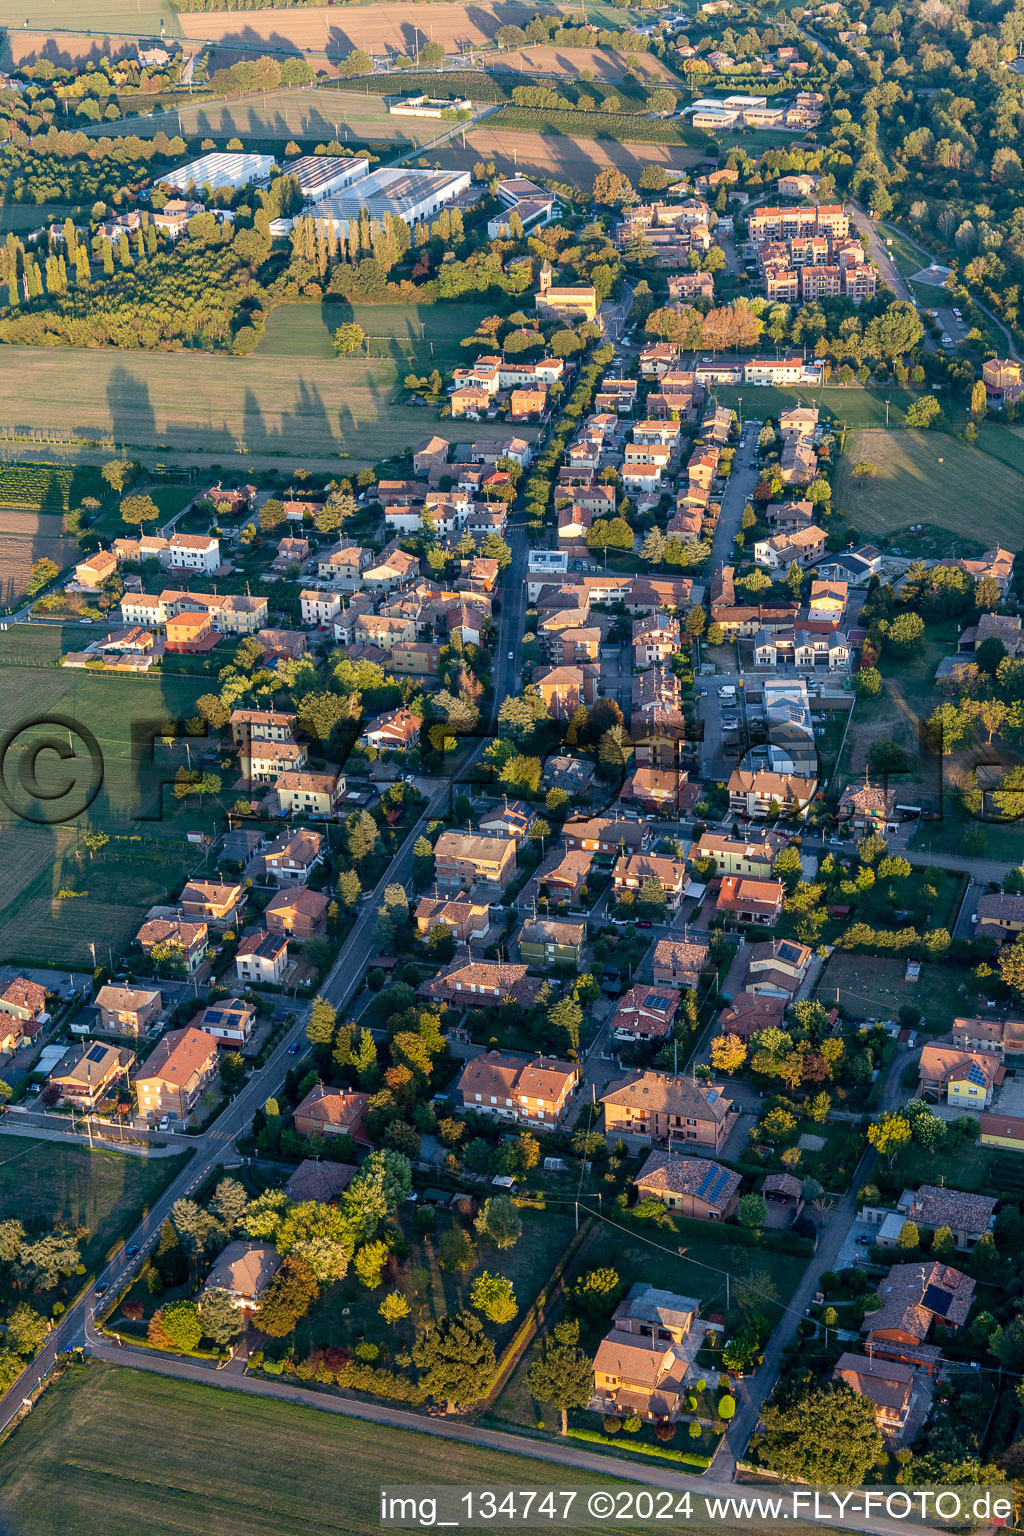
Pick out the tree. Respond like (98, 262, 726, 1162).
(26, 557, 59, 597)
(297, 691, 347, 744)
(855, 667, 882, 698)
(413, 1312, 496, 1412)
(258, 497, 286, 532)
(209, 1177, 248, 1234)
(120, 494, 159, 528)
(332, 322, 365, 355)
(101, 459, 136, 494)
(353, 1239, 389, 1288)
(896, 1220, 919, 1250)
(990, 1316, 1024, 1372)
(157, 1298, 203, 1353)
(710, 1033, 747, 1074)
(307, 994, 337, 1048)
(999, 936, 1024, 1000)
(526, 1333, 594, 1434)
(592, 167, 636, 207)
(16, 1228, 83, 1289)
(737, 1193, 766, 1229)
(884, 612, 924, 652)
(867, 1112, 911, 1163)
(3, 1303, 47, 1357)
(198, 1287, 242, 1345)
(470, 1272, 518, 1324)
(438, 1226, 476, 1273)
(380, 1290, 411, 1325)
(255, 1256, 320, 1337)
(905, 394, 941, 429)
(572, 1267, 622, 1315)
(970, 379, 988, 420)
(754, 1383, 883, 1484)
(475, 1194, 522, 1251)
(336, 868, 362, 908)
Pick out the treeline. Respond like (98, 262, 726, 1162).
(1, 130, 187, 205)
(497, 15, 658, 54)
(206, 55, 317, 96)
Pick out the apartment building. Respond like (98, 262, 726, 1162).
(433, 831, 517, 891)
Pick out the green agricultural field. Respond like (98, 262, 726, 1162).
(0, 1138, 190, 1273)
(0, 1364, 647, 1536)
(712, 384, 913, 429)
(0, 307, 478, 464)
(1, 0, 179, 34)
(833, 427, 1024, 543)
(0, 624, 214, 965)
(90, 88, 441, 147)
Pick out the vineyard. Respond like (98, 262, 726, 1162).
(0, 462, 106, 510)
(484, 104, 705, 145)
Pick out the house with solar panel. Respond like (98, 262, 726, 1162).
(633, 1151, 742, 1220)
(861, 1261, 975, 1374)
(48, 1041, 134, 1109)
(918, 1043, 1004, 1109)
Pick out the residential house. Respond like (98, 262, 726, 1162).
(753, 525, 826, 570)
(563, 818, 651, 856)
(952, 1017, 1005, 1056)
(0, 977, 47, 1024)
(193, 998, 257, 1047)
(745, 938, 811, 998)
(94, 985, 162, 1038)
(591, 1332, 690, 1422)
(613, 855, 688, 911)
(717, 991, 787, 1041)
(691, 831, 784, 878)
(135, 918, 208, 973)
(275, 770, 345, 819)
(179, 881, 244, 927)
(601, 1072, 737, 1153)
(526, 847, 593, 908)
(284, 1160, 357, 1202)
(534, 663, 601, 719)
(434, 831, 517, 892)
(633, 613, 681, 669)
(478, 801, 536, 847)
(543, 757, 596, 798)
(918, 1043, 1003, 1108)
(610, 986, 680, 1043)
(621, 767, 698, 818)
(74, 548, 118, 592)
(977, 893, 1024, 943)
(652, 938, 711, 990)
(715, 876, 784, 926)
(414, 894, 491, 945)
(633, 1151, 741, 1220)
(202, 1242, 281, 1316)
(262, 828, 324, 886)
(359, 707, 421, 752)
(300, 588, 343, 627)
(809, 580, 848, 619)
(895, 1185, 996, 1251)
(862, 1261, 975, 1364)
(837, 777, 899, 837)
(293, 1084, 371, 1141)
(420, 959, 542, 1011)
(454, 1050, 579, 1126)
(728, 767, 817, 819)
(265, 887, 328, 940)
(273, 535, 310, 573)
(244, 739, 309, 785)
(234, 930, 289, 985)
(518, 917, 585, 967)
(230, 709, 297, 747)
(134, 1026, 221, 1124)
(49, 1042, 133, 1108)
(832, 1355, 914, 1436)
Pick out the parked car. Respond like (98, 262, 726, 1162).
(288, 1040, 301, 1055)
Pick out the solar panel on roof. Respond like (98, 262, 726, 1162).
(922, 1285, 952, 1317)
(87, 1044, 107, 1062)
(708, 1168, 732, 1204)
(966, 1064, 987, 1086)
(695, 1167, 715, 1199)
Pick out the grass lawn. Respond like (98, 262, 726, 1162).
(257, 301, 492, 370)
(0, 328, 467, 467)
(0, 1137, 190, 1273)
(713, 383, 914, 429)
(892, 1139, 1024, 1196)
(292, 1206, 578, 1361)
(0, 624, 216, 965)
(815, 951, 968, 1030)
(836, 620, 958, 790)
(0, 1362, 650, 1536)
(833, 428, 1024, 544)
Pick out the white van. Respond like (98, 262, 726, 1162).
(718, 685, 736, 699)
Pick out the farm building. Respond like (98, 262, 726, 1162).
(159, 152, 274, 193)
(312, 168, 472, 237)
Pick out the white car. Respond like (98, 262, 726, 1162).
(508, 650, 514, 660)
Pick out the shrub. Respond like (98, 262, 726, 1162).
(602, 1415, 622, 1434)
(122, 1299, 144, 1321)
(655, 1419, 676, 1442)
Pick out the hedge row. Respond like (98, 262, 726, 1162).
(567, 1428, 712, 1468)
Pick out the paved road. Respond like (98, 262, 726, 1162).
(849, 204, 912, 304)
(719, 1042, 906, 1478)
(83, 1341, 945, 1535)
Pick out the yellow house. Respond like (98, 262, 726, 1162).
(809, 580, 848, 618)
(981, 1112, 1024, 1151)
